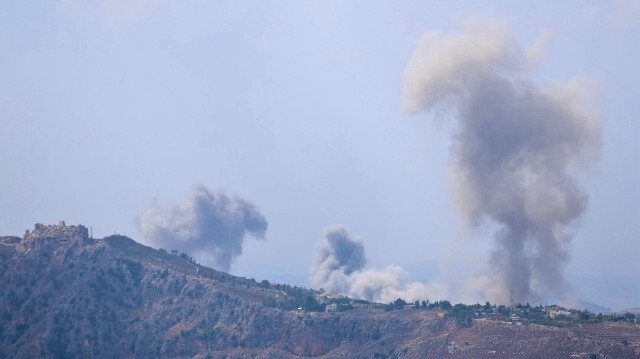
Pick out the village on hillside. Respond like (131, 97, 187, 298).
(262, 282, 639, 328)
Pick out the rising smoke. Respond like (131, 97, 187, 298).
(138, 185, 268, 272)
(311, 225, 445, 303)
(402, 18, 601, 304)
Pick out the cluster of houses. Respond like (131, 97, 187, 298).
(316, 292, 348, 312)
(297, 289, 638, 323)
(313, 291, 376, 312)
(546, 306, 573, 319)
(480, 305, 576, 322)
(314, 291, 342, 303)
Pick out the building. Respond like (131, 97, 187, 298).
(326, 303, 338, 312)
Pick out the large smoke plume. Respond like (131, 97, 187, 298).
(402, 18, 601, 304)
(138, 185, 268, 272)
(311, 225, 445, 303)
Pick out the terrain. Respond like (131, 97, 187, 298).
(1, 223, 638, 358)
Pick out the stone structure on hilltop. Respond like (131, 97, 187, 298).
(22, 222, 91, 247)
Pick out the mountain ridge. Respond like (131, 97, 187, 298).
(1, 223, 638, 358)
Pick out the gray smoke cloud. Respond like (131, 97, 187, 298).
(138, 185, 268, 272)
(310, 225, 367, 294)
(402, 18, 601, 304)
(311, 225, 446, 303)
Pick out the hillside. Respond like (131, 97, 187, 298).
(1, 223, 639, 358)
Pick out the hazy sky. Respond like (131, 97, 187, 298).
(1, 1, 638, 309)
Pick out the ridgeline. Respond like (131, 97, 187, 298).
(0, 223, 638, 358)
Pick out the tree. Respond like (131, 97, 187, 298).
(484, 301, 491, 310)
(439, 300, 452, 310)
(302, 294, 325, 312)
(579, 311, 591, 321)
(449, 304, 474, 327)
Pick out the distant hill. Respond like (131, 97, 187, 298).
(620, 308, 640, 315)
(579, 300, 613, 313)
(1, 223, 639, 358)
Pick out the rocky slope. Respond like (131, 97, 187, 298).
(1, 223, 638, 358)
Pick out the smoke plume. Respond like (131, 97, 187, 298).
(138, 185, 268, 272)
(311, 225, 445, 303)
(402, 18, 601, 304)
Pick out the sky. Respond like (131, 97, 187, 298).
(1, 1, 639, 309)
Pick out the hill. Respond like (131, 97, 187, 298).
(1, 223, 638, 358)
